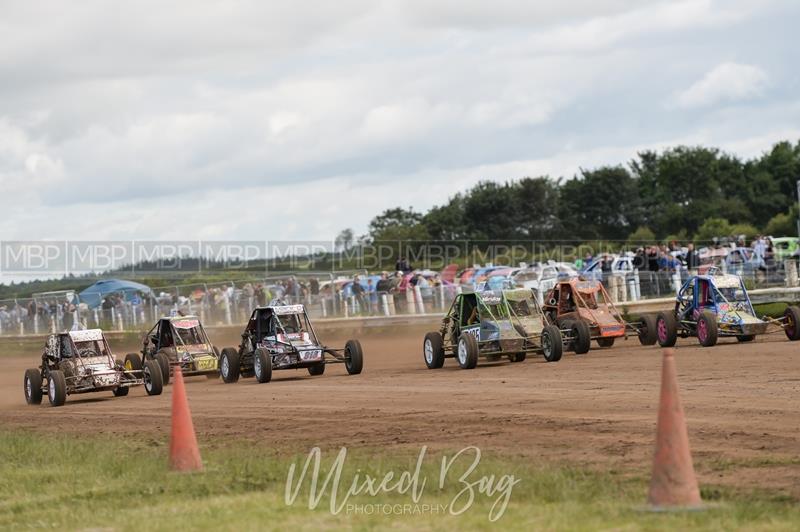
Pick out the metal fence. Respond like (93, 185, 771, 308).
(1, 263, 798, 337)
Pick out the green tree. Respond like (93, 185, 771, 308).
(334, 228, 354, 251)
(764, 207, 799, 236)
(627, 226, 656, 244)
(694, 218, 732, 244)
(558, 166, 641, 241)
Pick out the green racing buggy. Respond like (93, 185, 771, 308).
(423, 288, 564, 369)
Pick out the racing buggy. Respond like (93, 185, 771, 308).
(23, 329, 163, 407)
(218, 303, 363, 383)
(127, 316, 219, 384)
(655, 272, 800, 347)
(541, 278, 657, 353)
(423, 288, 565, 370)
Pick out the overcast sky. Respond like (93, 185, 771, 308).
(1, 0, 799, 242)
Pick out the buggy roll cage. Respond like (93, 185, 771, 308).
(251, 306, 321, 350)
(50, 333, 119, 381)
(145, 318, 211, 351)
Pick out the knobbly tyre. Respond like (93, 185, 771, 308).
(218, 303, 364, 383)
(541, 278, 658, 354)
(423, 288, 565, 370)
(23, 329, 163, 407)
(655, 271, 800, 347)
(126, 315, 220, 384)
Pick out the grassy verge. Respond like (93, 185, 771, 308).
(0, 431, 798, 530)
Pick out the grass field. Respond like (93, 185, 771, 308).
(1, 431, 798, 531)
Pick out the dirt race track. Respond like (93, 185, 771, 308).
(1, 324, 798, 497)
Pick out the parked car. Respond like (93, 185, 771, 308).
(771, 237, 799, 262)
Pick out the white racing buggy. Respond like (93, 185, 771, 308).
(219, 303, 364, 383)
(23, 329, 163, 407)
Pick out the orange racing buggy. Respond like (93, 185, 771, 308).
(541, 278, 657, 353)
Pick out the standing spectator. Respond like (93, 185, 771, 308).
(351, 275, 367, 314)
(366, 278, 377, 315)
(685, 243, 699, 274)
(633, 247, 647, 270)
(647, 246, 660, 272)
(310, 277, 320, 298)
(395, 256, 412, 274)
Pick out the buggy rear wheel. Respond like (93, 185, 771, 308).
(541, 325, 562, 362)
(784, 306, 800, 341)
(697, 311, 718, 347)
(143, 359, 163, 396)
(423, 332, 445, 369)
(112, 386, 129, 397)
(47, 370, 67, 407)
(638, 314, 658, 345)
(254, 348, 273, 383)
(155, 352, 171, 384)
(124, 353, 142, 371)
(656, 312, 678, 347)
(736, 335, 755, 342)
(596, 337, 615, 348)
(345, 340, 364, 375)
(220, 348, 240, 383)
(456, 333, 479, 369)
(510, 352, 526, 362)
(24, 369, 43, 405)
(308, 364, 325, 376)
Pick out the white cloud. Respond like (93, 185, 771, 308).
(673, 62, 769, 108)
(0, 0, 798, 247)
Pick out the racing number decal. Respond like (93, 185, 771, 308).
(463, 326, 480, 341)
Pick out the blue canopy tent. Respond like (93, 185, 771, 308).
(78, 279, 154, 309)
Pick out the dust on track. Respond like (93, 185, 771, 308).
(1, 325, 798, 497)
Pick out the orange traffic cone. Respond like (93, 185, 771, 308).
(648, 348, 701, 508)
(169, 366, 203, 471)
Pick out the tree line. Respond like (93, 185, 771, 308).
(361, 140, 800, 245)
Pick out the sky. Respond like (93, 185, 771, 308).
(1, 0, 799, 243)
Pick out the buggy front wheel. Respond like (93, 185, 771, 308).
(124, 353, 142, 371)
(596, 337, 615, 348)
(220, 348, 240, 383)
(638, 314, 658, 345)
(784, 306, 800, 341)
(656, 312, 678, 347)
(254, 348, 272, 383)
(541, 325, 562, 362)
(47, 370, 67, 407)
(697, 311, 718, 347)
(423, 332, 445, 369)
(113, 386, 129, 397)
(571, 321, 591, 355)
(143, 360, 163, 396)
(308, 364, 325, 376)
(155, 352, 171, 385)
(345, 340, 364, 375)
(24, 369, 43, 405)
(456, 333, 479, 369)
